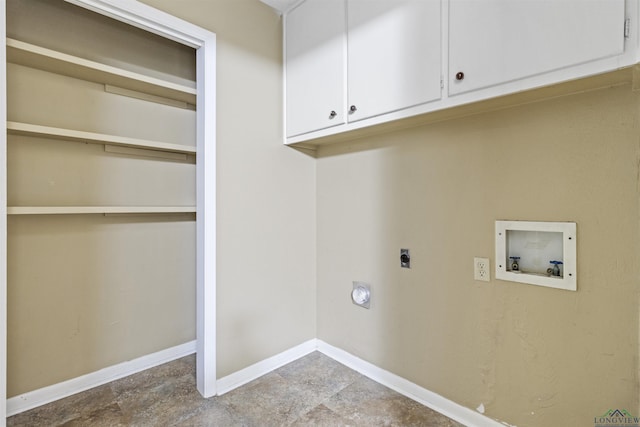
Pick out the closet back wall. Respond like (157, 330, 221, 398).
(7, 0, 197, 396)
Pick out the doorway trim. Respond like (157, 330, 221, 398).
(65, 0, 218, 399)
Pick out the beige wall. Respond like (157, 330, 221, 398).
(316, 83, 640, 427)
(7, 0, 316, 395)
(8, 2, 638, 426)
(138, 0, 317, 377)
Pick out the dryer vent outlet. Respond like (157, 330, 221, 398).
(351, 282, 371, 309)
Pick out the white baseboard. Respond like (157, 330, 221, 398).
(7, 340, 196, 417)
(216, 339, 317, 395)
(316, 340, 508, 427)
(7, 338, 510, 427)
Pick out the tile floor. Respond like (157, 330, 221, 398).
(7, 351, 465, 426)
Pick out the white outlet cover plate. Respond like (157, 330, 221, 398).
(474, 257, 490, 282)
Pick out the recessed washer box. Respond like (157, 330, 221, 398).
(495, 220, 577, 291)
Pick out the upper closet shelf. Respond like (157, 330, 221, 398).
(7, 206, 196, 215)
(7, 121, 196, 155)
(6, 38, 197, 104)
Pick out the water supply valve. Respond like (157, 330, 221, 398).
(548, 260, 563, 277)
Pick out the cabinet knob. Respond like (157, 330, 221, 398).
(329, 110, 337, 119)
(349, 105, 357, 113)
(455, 72, 465, 81)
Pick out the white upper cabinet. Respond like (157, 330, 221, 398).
(285, 0, 345, 138)
(448, 0, 626, 95)
(285, 0, 441, 137)
(347, 0, 442, 122)
(284, 0, 635, 145)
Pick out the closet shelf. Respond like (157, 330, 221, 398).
(7, 206, 197, 215)
(7, 121, 197, 155)
(6, 38, 196, 104)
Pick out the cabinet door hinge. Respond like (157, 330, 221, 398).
(624, 18, 631, 38)
(440, 78, 444, 89)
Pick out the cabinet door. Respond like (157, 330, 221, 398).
(285, 0, 345, 137)
(449, 0, 626, 95)
(347, 0, 442, 123)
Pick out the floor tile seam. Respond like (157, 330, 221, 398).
(289, 378, 360, 426)
(161, 401, 216, 427)
(196, 396, 249, 425)
(62, 389, 123, 426)
(113, 398, 129, 424)
(305, 379, 358, 412)
(273, 359, 364, 419)
(274, 361, 364, 390)
(213, 383, 269, 425)
(283, 367, 356, 408)
(288, 402, 337, 426)
(110, 371, 196, 404)
(109, 388, 133, 419)
(215, 369, 326, 427)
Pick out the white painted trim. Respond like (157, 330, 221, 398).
(64, 0, 209, 48)
(195, 32, 218, 399)
(61, 0, 218, 400)
(6, 341, 196, 417)
(0, 0, 8, 424)
(316, 340, 508, 427)
(216, 339, 318, 395)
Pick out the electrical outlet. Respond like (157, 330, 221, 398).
(474, 257, 490, 282)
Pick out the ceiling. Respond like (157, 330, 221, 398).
(260, 0, 298, 14)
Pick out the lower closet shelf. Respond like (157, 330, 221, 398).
(7, 206, 196, 215)
(7, 121, 197, 155)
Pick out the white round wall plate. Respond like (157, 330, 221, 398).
(351, 282, 371, 309)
